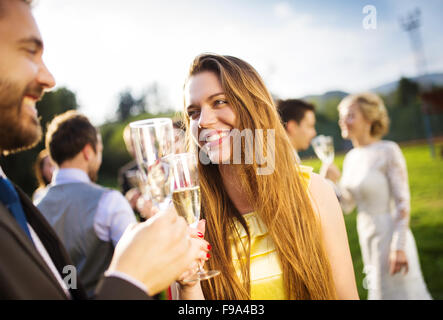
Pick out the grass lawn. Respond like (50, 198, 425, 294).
(303, 142, 443, 300)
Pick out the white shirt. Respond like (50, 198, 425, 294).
(294, 149, 301, 164)
(0, 166, 148, 298)
(50, 168, 136, 247)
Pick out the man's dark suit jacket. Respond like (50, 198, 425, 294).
(0, 183, 151, 300)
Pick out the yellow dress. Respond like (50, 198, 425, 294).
(230, 165, 313, 300)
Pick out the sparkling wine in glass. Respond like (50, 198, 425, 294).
(311, 135, 335, 165)
(130, 118, 174, 211)
(168, 152, 220, 282)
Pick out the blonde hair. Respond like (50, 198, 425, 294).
(34, 149, 51, 188)
(338, 92, 390, 138)
(183, 53, 337, 300)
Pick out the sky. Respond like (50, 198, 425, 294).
(32, 0, 443, 125)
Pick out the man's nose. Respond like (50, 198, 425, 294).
(37, 59, 56, 91)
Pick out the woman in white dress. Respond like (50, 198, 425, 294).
(324, 92, 432, 300)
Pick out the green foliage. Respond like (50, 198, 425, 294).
(0, 87, 77, 195)
(303, 143, 443, 300)
(38, 87, 79, 130)
(395, 77, 420, 107)
(116, 83, 175, 122)
(322, 96, 341, 122)
(386, 104, 425, 142)
(117, 90, 148, 122)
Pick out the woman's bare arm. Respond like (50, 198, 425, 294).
(309, 173, 359, 300)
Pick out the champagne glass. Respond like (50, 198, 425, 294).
(126, 169, 151, 214)
(311, 135, 335, 165)
(130, 118, 174, 211)
(168, 152, 220, 282)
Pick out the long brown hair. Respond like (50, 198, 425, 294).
(183, 53, 337, 300)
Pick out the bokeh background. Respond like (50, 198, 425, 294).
(1, 0, 442, 299)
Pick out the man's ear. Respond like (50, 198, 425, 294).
(286, 120, 299, 136)
(81, 144, 93, 161)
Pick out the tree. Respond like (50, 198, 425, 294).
(395, 77, 420, 107)
(117, 90, 137, 121)
(38, 87, 78, 130)
(117, 82, 175, 121)
(117, 89, 153, 121)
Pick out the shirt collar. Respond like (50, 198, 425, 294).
(293, 149, 301, 164)
(0, 165, 6, 179)
(52, 168, 91, 185)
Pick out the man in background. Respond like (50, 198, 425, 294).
(37, 111, 137, 297)
(277, 99, 317, 163)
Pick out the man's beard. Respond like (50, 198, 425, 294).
(0, 78, 43, 155)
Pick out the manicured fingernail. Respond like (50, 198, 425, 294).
(207, 253, 211, 259)
(207, 244, 212, 250)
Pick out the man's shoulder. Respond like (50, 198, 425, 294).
(88, 181, 112, 192)
(39, 182, 110, 207)
(96, 187, 131, 212)
(46, 181, 108, 193)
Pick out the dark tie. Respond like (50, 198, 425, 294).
(0, 177, 34, 243)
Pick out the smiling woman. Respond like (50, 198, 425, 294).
(185, 71, 237, 164)
(175, 53, 359, 300)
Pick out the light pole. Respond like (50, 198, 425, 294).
(400, 8, 435, 157)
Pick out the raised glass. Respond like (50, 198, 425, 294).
(168, 152, 220, 282)
(130, 118, 174, 211)
(311, 135, 335, 165)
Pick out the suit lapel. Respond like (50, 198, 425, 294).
(14, 184, 87, 300)
(0, 201, 67, 298)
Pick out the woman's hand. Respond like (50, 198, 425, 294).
(177, 220, 210, 285)
(321, 163, 341, 183)
(107, 206, 210, 296)
(389, 250, 409, 275)
(175, 220, 210, 299)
